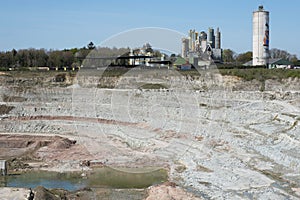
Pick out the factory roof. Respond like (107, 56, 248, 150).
(268, 58, 293, 65)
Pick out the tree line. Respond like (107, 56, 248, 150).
(0, 42, 169, 70)
(1, 42, 298, 70)
(222, 48, 298, 65)
(0, 42, 131, 70)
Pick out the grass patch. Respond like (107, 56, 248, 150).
(177, 69, 203, 76)
(2, 68, 300, 83)
(139, 83, 168, 90)
(102, 67, 130, 77)
(4, 71, 77, 79)
(219, 68, 300, 81)
(0, 71, 77, 87)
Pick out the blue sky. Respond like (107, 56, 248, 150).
(0, 0, 299, 57)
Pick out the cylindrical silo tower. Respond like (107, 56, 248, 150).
(253, 5, 269, 66)
(191, 29, 196, 51)
(181, 38, 189, 58)
(215, 27, 221, 49)
(208, 28, 215, 48)
(189, 30, 193, 50)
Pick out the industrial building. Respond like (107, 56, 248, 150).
(181, 27, 222, 66)
(253, 5, 270, 66)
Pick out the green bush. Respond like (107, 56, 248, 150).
(139, 83, 168, 90)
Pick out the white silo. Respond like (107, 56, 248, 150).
(253, 5, 270, 66)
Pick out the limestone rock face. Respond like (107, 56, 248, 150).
(1, 72, 300, 199)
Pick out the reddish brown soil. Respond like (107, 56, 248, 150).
(0, 134, 92, 163)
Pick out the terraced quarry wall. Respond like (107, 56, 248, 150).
(0, 70, 300, 199)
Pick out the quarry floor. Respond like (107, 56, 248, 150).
(0, 71, 300, 199)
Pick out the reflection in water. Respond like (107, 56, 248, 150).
(5, 171, 86, 191)
(2, 167, 168, 191)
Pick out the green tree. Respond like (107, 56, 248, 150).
(36, 49, 48, 66)
(169, 54, 177, 63)
(290, 55, 298, 64)
(153, 50, 162, 58)
(236, 51, 252, 64)
(61, 51, 74, 66)
(16, 50, 28, 67)
(222, 49, 235, 63)
(48, 50, 63, 67)
(87, 42, 95, 50)
(269, 48, 298, 61)
(0, 51, 13, 68)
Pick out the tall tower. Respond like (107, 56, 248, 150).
(188, 29, 197, 51)
(253, 5, 270, 66)
(208, 28, 215, 48)
(215, 27, 221, 49)
(181, 38, 189, 58)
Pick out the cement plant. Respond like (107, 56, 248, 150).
(0, 5, 300, 200)
(181, 27, 222, 63)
